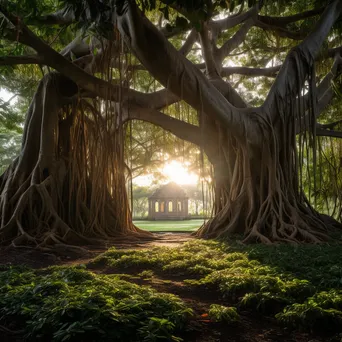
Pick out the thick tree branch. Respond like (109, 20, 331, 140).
(199, 22, 219, 78)
(160, 22, 192, 38)
(218, 18, 255, 63)
(24, 5, 189, 41)
(190, 6, 252, 106)
(264, 0, 342, 120)
(0, 7, 179, 110)
(255, 21, 306, 40)
(60, 37, 91, 58)
(127, 106, 203, 147)
(258, 7, 323, 27)
(311, 55, 342, 113)
(210, 78, 247, 108)
(123, 30, 199, 72)
(316, 55, 342, 107)
(210, 7, 255, 37)
(0, 54, 44, 66)
(116, 1, 259, 145)
(325, 46, 342, 59)
(317, 87, 335, 115)
(317, 120, 342, 130)
(295, 55, 342, 133)
(316, 128, 342, 138)
(179, 29, 198, 56)
(295, 88, 338, 135)
(295, 50, 342, 121)
(316, 67, 342, 118)
(221, 65, 280, 77)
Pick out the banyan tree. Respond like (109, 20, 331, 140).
(1, 0, 342, 248)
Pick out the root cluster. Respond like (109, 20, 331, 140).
(0, 73, 150, 251)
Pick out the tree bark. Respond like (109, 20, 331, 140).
(115, 0, 342, 243)
(0, 72, 150, 250)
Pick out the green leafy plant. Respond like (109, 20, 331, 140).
(138, 317, 183, 342)
(208, 304, 239, 323)
(139, 270, 155, 278)
(2, 240, 342, 339)
(0, 266, 192, 341)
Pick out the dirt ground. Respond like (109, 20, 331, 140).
(0, 233, 338, 342)
(0, 233, 192, 267)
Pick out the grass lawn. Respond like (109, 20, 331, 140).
(133, 219, 205, 231)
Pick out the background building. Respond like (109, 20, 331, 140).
(148, 182, 189, 220)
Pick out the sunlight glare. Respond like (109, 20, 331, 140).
(133, 174, 154, 186)
(0, 88, 16, 104)
(162, 160, 198, 185)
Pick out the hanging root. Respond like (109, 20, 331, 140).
(196, 157, 331, 244)
(196, 52, 342, 244)
(196, 120, 336, 244)
(0, 72, 152, 253)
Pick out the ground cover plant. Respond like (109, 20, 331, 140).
(89, 239, 342, 337)
(0, 265, 191, 341)
(1, 238, 342, 341)
(2, 0, 342, 338)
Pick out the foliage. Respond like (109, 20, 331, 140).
(182, 184, 208, 216)
(0, 265, 191, 341)
(276, 290, 342, 332)
(1, 0, 341, 244)
(0, 132, 21, 172)
(131, 185, 153, 218)
(138, 269, 155, 278)
(0, 91, 26, 171)
(89, 239, 342, 334)
(1, 239, 342, 339)
(208, 304, 239, 323)
(0, 70, 43, 172)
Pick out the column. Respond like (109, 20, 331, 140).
(184, 199, 188, 217)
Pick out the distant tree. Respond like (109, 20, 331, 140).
(183, 184, 203, 216)
(0, 93, 25, 171)
(132, 185, 153, 218)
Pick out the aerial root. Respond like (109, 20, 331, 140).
(0, 171, 152, 253)
(0, 72, 153, 251)
(196, 177, 330, 244)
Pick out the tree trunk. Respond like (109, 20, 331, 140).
(114, 0, 342, 244)
(197, 118, 335, 243)
(0, 73, 150, 250)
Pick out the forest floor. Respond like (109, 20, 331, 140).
(1, 234, 342, 342)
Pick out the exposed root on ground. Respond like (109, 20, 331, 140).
(196, 138, 331, 244)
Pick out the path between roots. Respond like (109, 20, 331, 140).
(0, 233, 328, 342)
(0, 233, 193, 269)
